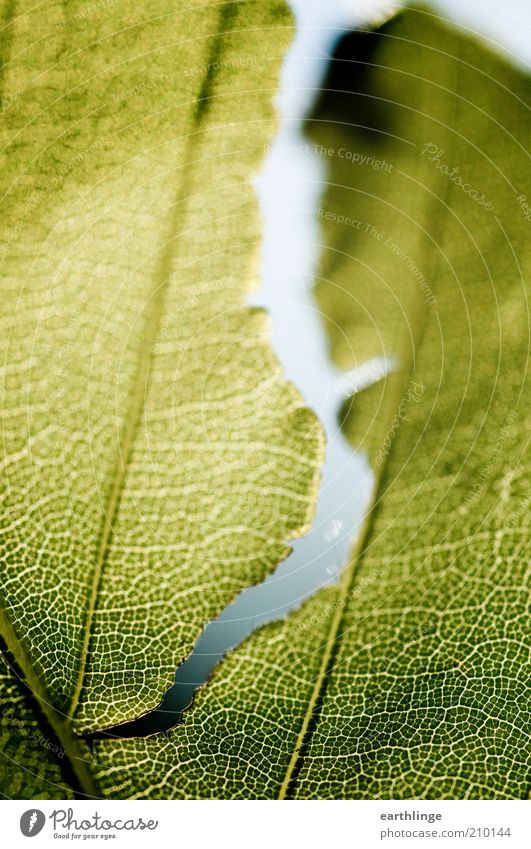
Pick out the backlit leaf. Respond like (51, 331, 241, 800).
(93, 7, 530, 800)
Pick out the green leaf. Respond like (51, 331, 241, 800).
(0, 647, 74, 799)
(0, 0, 324, 797)
(92, 7, 530, 799)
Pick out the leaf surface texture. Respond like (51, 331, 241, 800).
(94, 8, 530, 800)
(0, 0, 325, 794)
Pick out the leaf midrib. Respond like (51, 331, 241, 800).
(66, 0, 233, 724)
(277, 39, 461, 799)
(1, 0, 233, 796)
